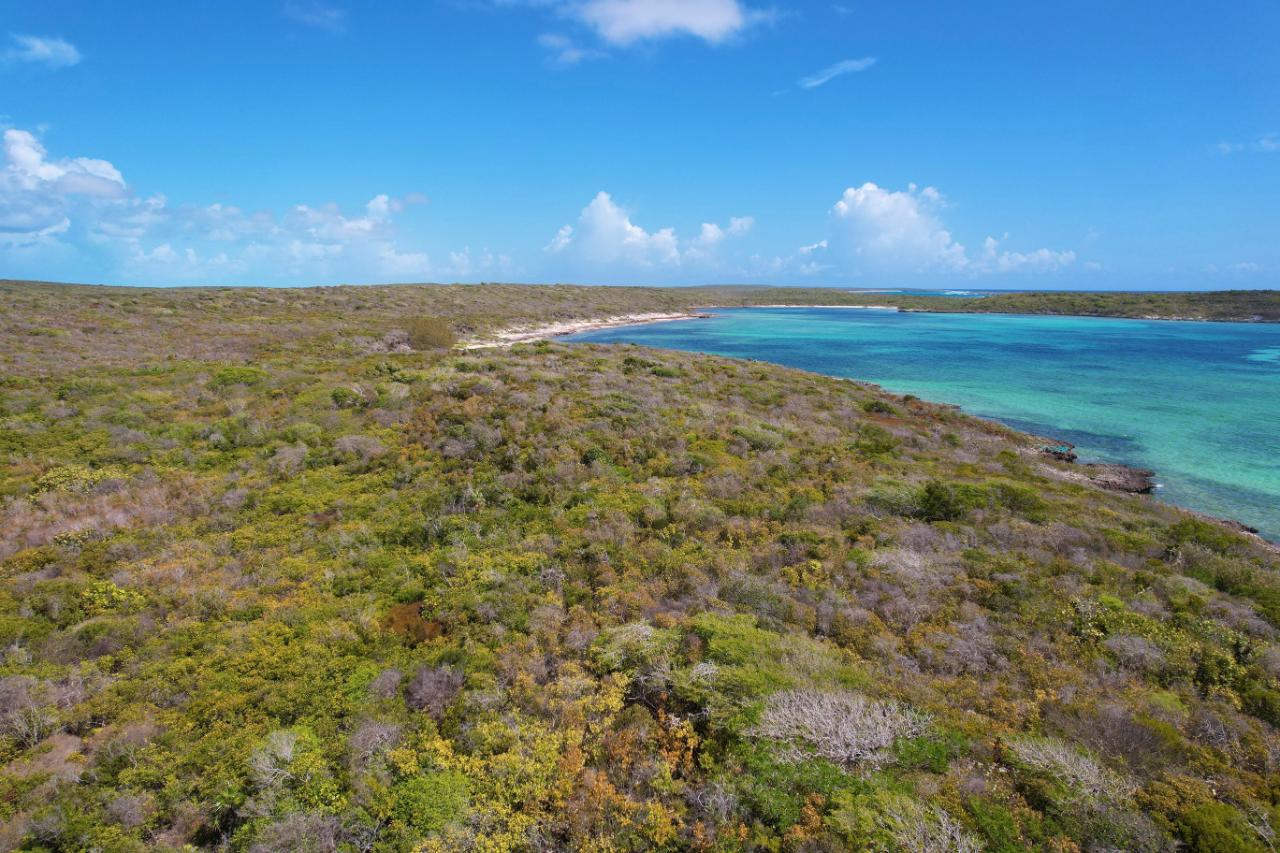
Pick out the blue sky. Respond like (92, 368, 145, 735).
(1, 0, 1277, 288)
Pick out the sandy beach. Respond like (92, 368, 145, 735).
(461, 304, 910, 349)
(462, 311, 706, 349)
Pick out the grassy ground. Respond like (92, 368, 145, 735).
(1, 281, 1279, 851)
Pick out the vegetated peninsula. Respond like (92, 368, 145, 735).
(882, 288, 1280, 323)
(2, 279, 1280, 852)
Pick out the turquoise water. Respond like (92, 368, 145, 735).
(568, 307, 1280, 540)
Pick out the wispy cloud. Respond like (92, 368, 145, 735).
(538, 33, 607, 66)
(1217, 134, 1278, 155)
(3, 34, 81, 69)
(283, 2, 347, 34)
(798, 56, 876, 89)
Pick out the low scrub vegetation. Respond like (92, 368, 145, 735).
(0, 283, 1278, 850)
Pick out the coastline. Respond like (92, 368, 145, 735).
(461, 311, 707, 349)
(898, 307, 1276, 324)
(457, 308, 1278, 546)
(461, 304, 900, 349)
(461, 302, 1276, 352)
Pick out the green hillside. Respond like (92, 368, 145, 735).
(1, 282, 1278, 851)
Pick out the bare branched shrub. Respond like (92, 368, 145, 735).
(249, 729, 298, 790)
(0, 676, 58, 747)
(269, 444, 308, 478)
(748, 689, 928, 767)
(221, 487, 251, 510)
(591, 622, 671, 672)
(368, 668, 402, 699)
(885, 802, 984, 853)
(1010, 737, 1134, 803)
(1104, 634, 1166, 674)
(248, 811, 342, 853)
(1259, 645, 1280, 680)
(334, 435, 387, 466)
(106, 793, 153, 828)
(1190, 704, 1242, 754)
(0, 474, 205, 560)
(1207, 597, 1275, 639)
(405, 665, 464, 718)
(348, 719, 402, 771)
(1073, 703, 1174, 774)
(917, 612, 1004, 676)
(686, 781, 739, 824)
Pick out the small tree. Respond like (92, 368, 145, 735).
(918, 480, 965, 522)
(405, 316, 456, 350)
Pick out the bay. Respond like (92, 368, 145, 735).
(568, 307, 1280, 541)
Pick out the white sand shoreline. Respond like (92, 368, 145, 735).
(461, 312, 704, 349)
(461, 303, 902, 349)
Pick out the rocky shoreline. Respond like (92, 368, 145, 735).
(1037, 441, 1156, 494)
(464, 310, 1268, 543)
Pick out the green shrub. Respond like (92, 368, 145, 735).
(1241, 685, 1280, 726)
(1167, 518, 1240, 554)
(406, 316, 456, 350)
(733, 424, 783, 451)
(1174, 802, 1268, 853)
(893, 729, 968, 773)
(393, 771, 472, 833)
(918, 480, 966, 522)
(990, 480, 1049, 521)
(210, 365, 267, 388)
(855, 424, 899, 457)
(862, 398, 898, 415)
(867, 480, 920, 516)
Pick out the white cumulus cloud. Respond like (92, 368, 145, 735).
(4, 129, 126, 197)
(824, 182, 1074, 276)
(976, 236, 1075, 273)
(547, 191, 753, 276)
(0, 126, 453, 284)
(547, 191, 679, 266)
(830, 182, 968, 273)
(573, 0, 761, 45)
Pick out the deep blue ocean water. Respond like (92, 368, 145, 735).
(568, 307, 1280, 541)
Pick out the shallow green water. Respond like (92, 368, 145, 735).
(569, 307, 1280, 540)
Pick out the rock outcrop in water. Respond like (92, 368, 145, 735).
(1082, 462, 1157, 494)
(1039, 440, 1156, 493)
